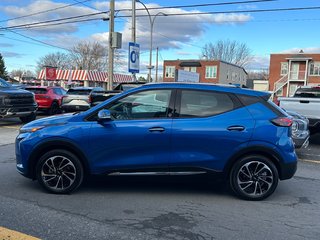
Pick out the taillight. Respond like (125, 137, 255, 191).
(88, 95, 92, 103)
(270, 117, 293, 127)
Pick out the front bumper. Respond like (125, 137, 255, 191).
(0, 106, 37, 118)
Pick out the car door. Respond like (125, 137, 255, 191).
(86, 89, 174, 174)
(170, 89, 255, 172)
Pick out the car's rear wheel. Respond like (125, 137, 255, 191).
(230, 155, 279, 200)
(48, 101, 60, 115)
(36, 150, 84, 194)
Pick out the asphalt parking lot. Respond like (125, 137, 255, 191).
(1, 115, 320, 240)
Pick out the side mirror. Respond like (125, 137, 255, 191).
(98, 109, 112, 121)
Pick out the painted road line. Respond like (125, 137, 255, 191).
(301, 159, 320, 164)
(0, 227, 40, 240)
(0, 126, 20, 129)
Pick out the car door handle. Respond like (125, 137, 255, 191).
(227, 126, 245, 131)
(300, 100, 309, 104)
(149, 127, 165, 132)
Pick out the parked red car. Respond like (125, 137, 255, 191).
(25, 86, 66, 115)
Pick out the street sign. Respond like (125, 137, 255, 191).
(128, 42, 140, 73)
(45, 67, 57, 81)
(176, 69, 200, 83)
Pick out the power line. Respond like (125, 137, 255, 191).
(118, 0, 277, 12)
(0, 12, 107, 31)
(72, 0, 100, 12)
(9, 18, 103, 31)
(120, 6, 320, 18)
(0, 0, 93, 23)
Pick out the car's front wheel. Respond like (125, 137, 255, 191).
(20, 112, 36, 123)
(36, 149, 84, 194)
(230, 155, 279, 200)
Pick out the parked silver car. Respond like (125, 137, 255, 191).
(61, 87, 104, 112)
(287, 110, 309, 148)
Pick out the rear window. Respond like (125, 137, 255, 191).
(26, 88, 47, 94)
(67, 89, 91, 95)
(294, 88, 320, 98)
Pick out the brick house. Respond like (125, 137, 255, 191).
(270, 51, 320, 97)
(163, 60, 247, 86)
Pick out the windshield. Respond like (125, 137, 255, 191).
(67, 89, 91, 95)
(0, 78, 11, 88)
(294, 88, 320, 98)
(25, 88, 47, 94)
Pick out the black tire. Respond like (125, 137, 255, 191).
(20, 112, 36, 123)
(229, 155, 279, 201)
(48, 101, 60, 115)
(36, 149, 84, 194)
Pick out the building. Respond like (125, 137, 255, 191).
(269, 51, 320, 97)
(37, 69, 133, 89)
(163, 59, 247, 86)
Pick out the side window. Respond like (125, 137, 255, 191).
(105, 89, 172, 120)
(53, 88, 61, 95)
(178, 90, 235, 118)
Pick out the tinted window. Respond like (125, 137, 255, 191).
(294, 88, 320, 98)
(90, 90, 172, 121)
(26, 88, 47, 94)
(53, 88, 64, 95)
(67, 89, 91, 95)
(178, 90, 235, 118)
(0, 78, 11, 88)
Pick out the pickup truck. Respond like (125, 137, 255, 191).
(0, 78, 37, 123)
(278, 86, 320, 132)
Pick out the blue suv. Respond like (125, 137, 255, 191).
(16, 83, 297, 200)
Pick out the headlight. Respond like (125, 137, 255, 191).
(291, 121, 298, 133)
(19, 126, 45, 134)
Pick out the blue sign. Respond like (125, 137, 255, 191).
(128, 42, 140, 73)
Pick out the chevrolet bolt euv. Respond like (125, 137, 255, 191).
(16, 83, 297, 200)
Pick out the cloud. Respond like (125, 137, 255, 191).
(280, 47, 320, 54)
(3, 0, 105, 34)
(246, 55, 270, 70)
(92, 1, 252, 51)
(0, 43, 14, 47)
(2, 51, 25, 58)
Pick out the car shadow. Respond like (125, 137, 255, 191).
(81, 175, 231, 197)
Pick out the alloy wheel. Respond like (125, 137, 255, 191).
(40, 155, 77, 191)
(237, 161, 274, 197)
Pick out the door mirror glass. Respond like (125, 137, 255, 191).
(98, 109, 112, 121)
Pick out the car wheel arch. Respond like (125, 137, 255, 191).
(224, 146, 282, 180)
(28, 139, 90, 179)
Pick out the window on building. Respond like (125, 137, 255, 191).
(205, 66, 217, 78)
(183, 67, 197, 72)
(165, 66, 175, 78)
(309, 62, 320, 76)
(190, 67, 197, 72)
(280, 62, 288, 75)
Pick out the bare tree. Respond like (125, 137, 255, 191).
(247, 68, 269, 80)
(10, 69, 35, 79)
(36, 52, 71, 74)
(201, 40, 252, 67)
(69, 41, 107, 71)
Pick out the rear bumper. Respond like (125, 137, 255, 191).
(62, 105, 89, 112)
(279, 161, 297, 180)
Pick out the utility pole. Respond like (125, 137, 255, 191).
(155, 47, 159, 82)
(131, 0, 137, 81)
(107, 0, 115, 90)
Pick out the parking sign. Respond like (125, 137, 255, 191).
(128, 42, 140, 73)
